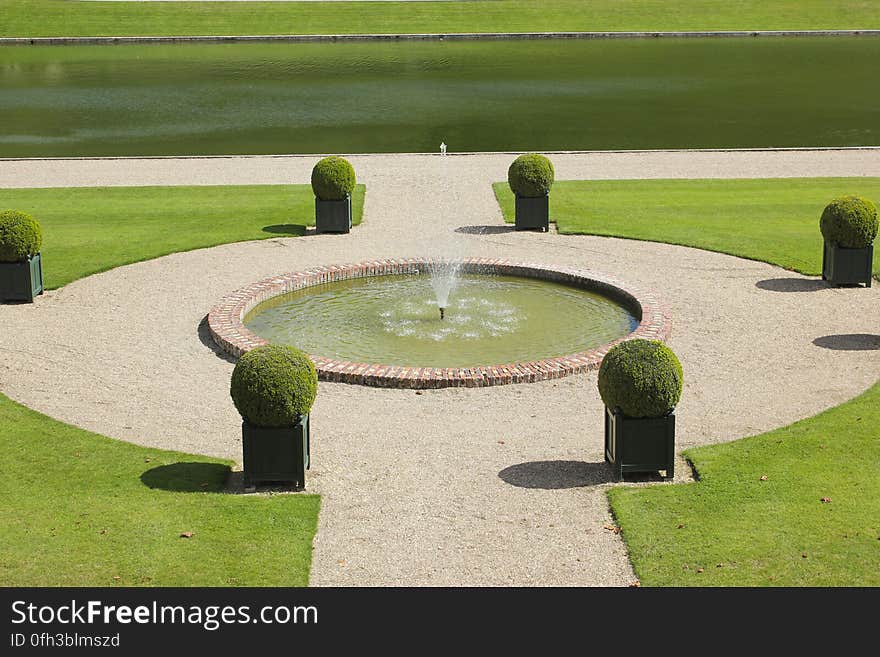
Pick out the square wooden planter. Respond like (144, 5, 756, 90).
(604, 407, 675, 481)
(514, 193, 549, 232)
(822, 240, 873, 287)
(0, 253, 43, 303)
(242, 415, 310, 489)
(315, 194, 352, 234)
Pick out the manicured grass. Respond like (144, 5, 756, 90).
(0, 184, 365, 289)
(608, 381, 880, 586)
(493, 178, 880, 277)
(2, 1, 878, 37)
(0, 393, 320, 586)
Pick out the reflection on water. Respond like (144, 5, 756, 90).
(244, 274, 638, 368)
(1, 37, 878, 157)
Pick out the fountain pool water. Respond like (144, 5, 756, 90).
(244, 273, 636, 368)
(208, 259, 671, 387)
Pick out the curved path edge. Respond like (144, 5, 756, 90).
(1, 149, 878, 586)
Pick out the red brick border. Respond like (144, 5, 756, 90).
(207, 258, 672, 388)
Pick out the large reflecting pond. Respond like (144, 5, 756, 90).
(1, 38, 878, 157)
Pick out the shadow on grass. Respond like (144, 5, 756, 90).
(262, 224, 308, 236)
(455, 224, 516, 235)
(755, 277, 827, 292)
(498, 460, 614, 489)
(141, 462, 231, 492)
(813, 333, 880, 351)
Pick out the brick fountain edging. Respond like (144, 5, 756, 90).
(207, 258, 672, 388)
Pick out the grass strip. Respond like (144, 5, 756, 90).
(0, 392, 320, 586)
(0, 184, 365, 289)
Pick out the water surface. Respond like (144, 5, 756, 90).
(1, 38, 878, 157)
(244, 274, 637, 368)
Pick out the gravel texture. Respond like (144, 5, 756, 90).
(1, 149, 879, 586)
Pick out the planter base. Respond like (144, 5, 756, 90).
(315, 195, 352, 234)
(242, 415, 310, 489)
(0, 253, 43, 303)
(604, 407, 675, 481)
(822, 241, 873, 287)
(514, 194, 549, 232)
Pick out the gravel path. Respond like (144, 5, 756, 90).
(1, 149, 879, 586)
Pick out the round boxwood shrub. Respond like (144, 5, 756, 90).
(597, 339, 683, 419)
(819, 195, 878, 249)
(507, 154, 554, 198)
(230, 345, 318, 428)
(311, 156, 356, 201)
(0, 210, 42, 263)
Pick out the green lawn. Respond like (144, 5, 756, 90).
(0, 184, 365, 289)
(493, 178, 880, 278)
(609, 381, 880, 586)
(0, 393, 320, 586)
(2, 1, 878, 37)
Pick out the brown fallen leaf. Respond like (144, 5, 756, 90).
(99, 529, 107, 535)
(415, 391, 423, 395)
(677, 523, 685, 529)
(180, 531, 194, 539)
(802, 553, 808, 559)
(144, 458, 151, 463)
(629, 581, 641, 588)
(112, 576, 121, 581)
(760, 475, 768, 481)
(821, 497, 832, 503)
(696, 568, 704, 573)
(602, 524, 621, 534)
(497, 440, 505, 445)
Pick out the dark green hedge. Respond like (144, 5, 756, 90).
(819, 195, 878, 249)
(0, 210, 42, 262)
(230, 345, 318, 428)
(598, 339, 683, 419)
(311, 156, 356, 201)
(507, 154, 554, 197)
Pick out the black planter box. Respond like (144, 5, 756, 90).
(822, 240, 873, 287)
(0, 253, 43, 303)
(604, 407, 675, 481)
(241, 415, 310, 489)
(514, 193, 549, 232)
(315, 194, 352, 234)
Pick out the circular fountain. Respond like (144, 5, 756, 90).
(208, 258, 671, 388)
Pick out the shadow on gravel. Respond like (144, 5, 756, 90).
(813, 333, 880, 351)
(141, 462, 231, 493)
(198, 316, 237, 364)
(498, 460, 614, 489)
(755, 277, 827, 292)
(262, 223, 308, 236)
(455, 225, 515, 235)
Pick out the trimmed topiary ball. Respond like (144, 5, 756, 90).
(0, 210, 43, 263)
(820, 196, 878, 249)
(311, 156, 356, 201)
(598, 339, 683, 419)
(230, 345, 318, 428)
(508, 154, 555, 198)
